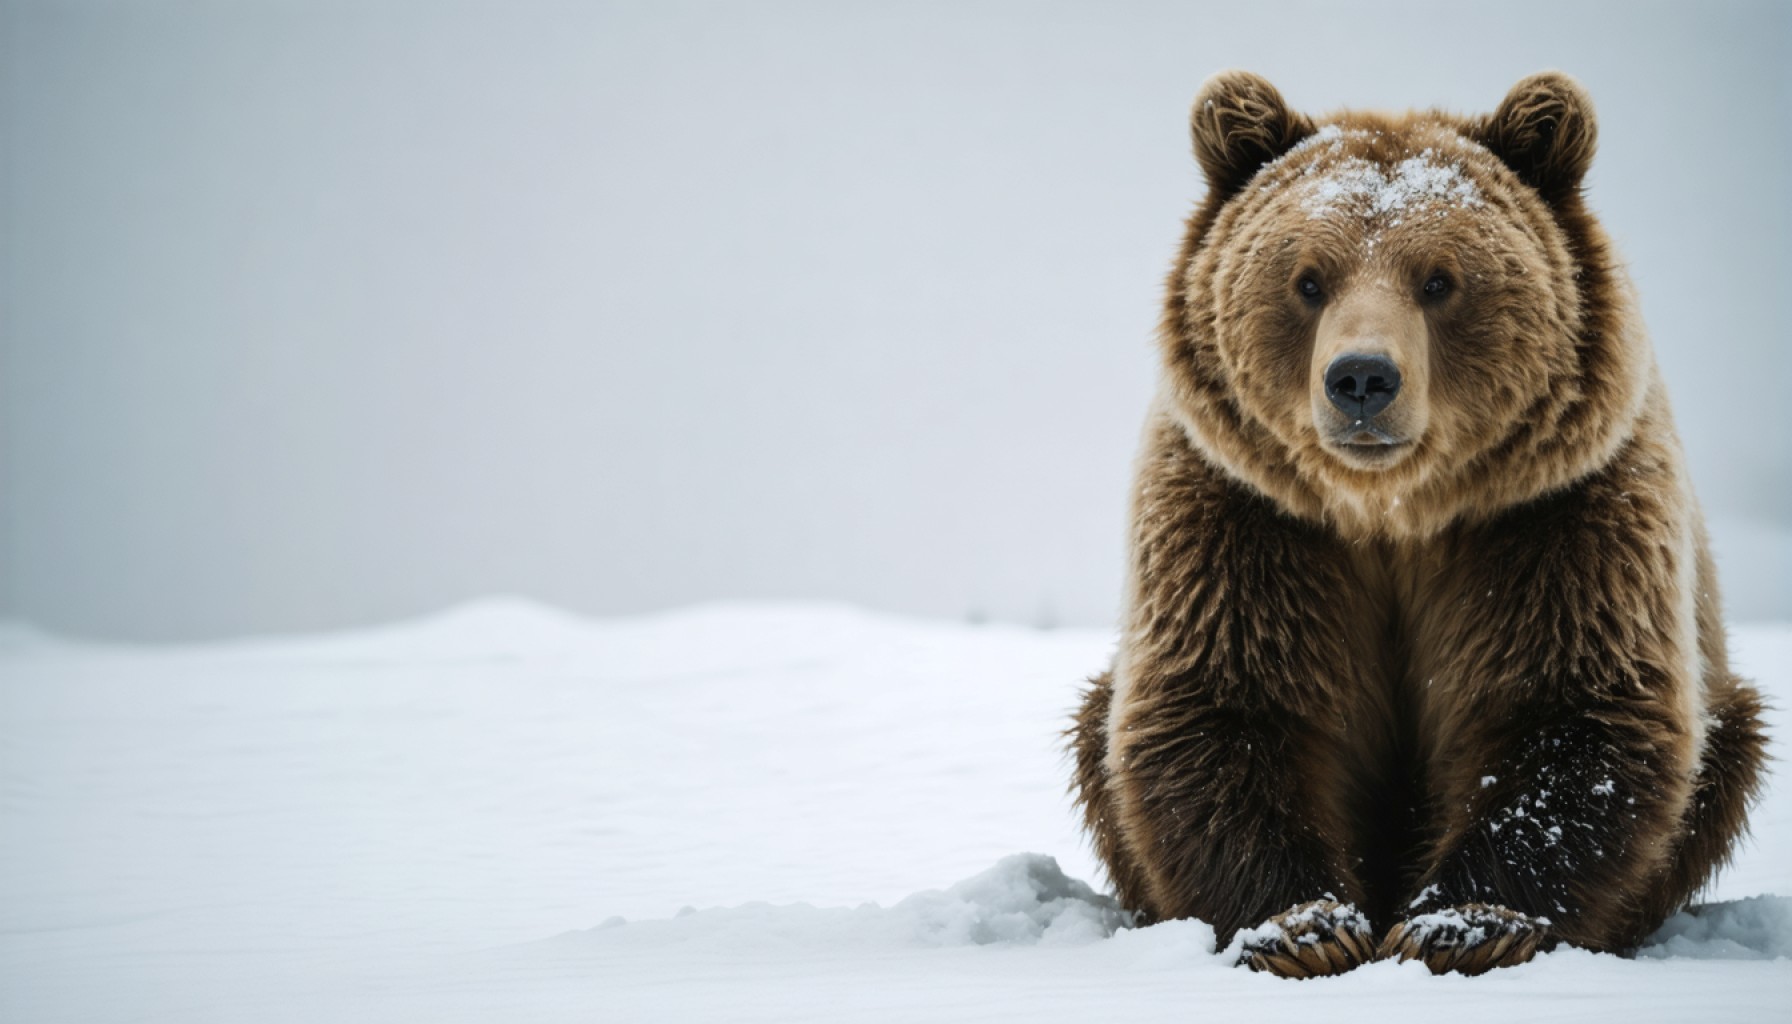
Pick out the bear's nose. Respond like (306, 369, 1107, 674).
(1324, 354, 1402, 419)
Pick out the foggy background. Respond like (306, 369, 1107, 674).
(2, 0, 1788, 642)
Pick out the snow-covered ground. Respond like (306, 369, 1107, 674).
(1, 600, 1787, 1022)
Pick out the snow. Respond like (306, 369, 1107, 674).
(1265, 124, 1488, 225)
(580, 853, 1126, 954)
(1299, 151, 1485, 221)
(2, 599, 1789, 1022)
(1637, 896, 1792, 961)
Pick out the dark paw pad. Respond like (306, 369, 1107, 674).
(1378, 903, 1553, 975)
(1235, 899, 1374, 979)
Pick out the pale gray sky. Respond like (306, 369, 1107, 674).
(3, 0, 1788, 640)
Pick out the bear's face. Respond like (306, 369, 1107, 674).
(1204, 122, 1580, 484)
(1161, 72, 1649, 539)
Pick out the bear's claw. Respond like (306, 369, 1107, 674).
(1378, 903, 1553, 975)
(1236, 899, 1374, 978)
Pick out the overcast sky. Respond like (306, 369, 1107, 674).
(2, 0, 1788, 640)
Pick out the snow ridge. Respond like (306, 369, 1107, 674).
(568, 854, 1127, 953)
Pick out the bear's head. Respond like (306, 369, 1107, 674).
(1160, 72, 1653, 539)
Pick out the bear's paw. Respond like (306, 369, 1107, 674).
(1235, 899, 1374, 978)
(1378, 903, 1553, 975)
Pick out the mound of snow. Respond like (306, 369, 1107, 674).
(558, 854, 1126, 955)
(895, 853, 1128, 946)
(1639, 896, 1792, 960)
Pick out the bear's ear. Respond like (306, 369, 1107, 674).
(1189, 71, 1314, 198)
(1476, 71, 1598, 200)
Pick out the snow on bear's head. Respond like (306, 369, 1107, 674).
(1162, 71, 1651, 540)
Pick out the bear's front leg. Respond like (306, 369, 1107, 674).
(1384, 705, 1686, 973)
(1109, 691, 1376, 977)
(1388, 453, 1704, 974)
(1101, 425, 1384, 977)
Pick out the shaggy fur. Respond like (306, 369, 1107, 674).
(1068, 71, 1767, 978)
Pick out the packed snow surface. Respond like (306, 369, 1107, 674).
(1, 600, 1788, 1022)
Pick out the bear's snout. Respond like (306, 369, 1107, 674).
(1323, 353, 1402, 420)
(1306, 281, 1428, 462)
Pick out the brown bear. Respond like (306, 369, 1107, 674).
(1067, 71, 1767, 978)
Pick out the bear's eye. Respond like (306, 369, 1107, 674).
(1296, 275, 1324, 303)
(1422, 272, 1453, 299)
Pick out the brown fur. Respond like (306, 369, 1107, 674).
(1068, 71, 1767, 977)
